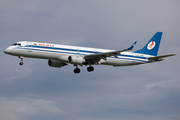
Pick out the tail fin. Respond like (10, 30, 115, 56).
(134, 32, 163, 56)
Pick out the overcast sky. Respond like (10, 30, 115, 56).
(0, 0, 180, 120)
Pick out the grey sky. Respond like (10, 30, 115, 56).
(0, 0, 180, 120)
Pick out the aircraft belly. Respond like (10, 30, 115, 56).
(26, 51, 52, 59)
(100, 57, 146, 66)
(100, 57, 131, 66)
(10, 48, 26, 56)
(25, 50, 64, 60)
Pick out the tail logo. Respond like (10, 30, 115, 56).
(147, 41, 156, 50)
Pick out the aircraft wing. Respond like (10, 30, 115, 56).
(84, 41, 137, 60)
(148, 54, 176, 61)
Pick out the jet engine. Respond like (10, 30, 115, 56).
(68, 55, 85, 65)
(48, 60, 67, 68)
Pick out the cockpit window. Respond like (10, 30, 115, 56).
(12, 43, 17, 46)
(12, 43, 21, 46)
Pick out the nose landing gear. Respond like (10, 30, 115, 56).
(19, 62, 24, 65)
(18, 56, 24, 66)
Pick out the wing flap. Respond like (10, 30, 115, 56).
(84, 41, 137, 60)
(84, 49, 127, 60)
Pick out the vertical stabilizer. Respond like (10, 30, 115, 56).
(134, 32, 163, 56)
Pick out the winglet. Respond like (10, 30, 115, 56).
(127, 41, 137, 50)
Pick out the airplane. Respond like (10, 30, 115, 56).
(4, 32, 176, 74)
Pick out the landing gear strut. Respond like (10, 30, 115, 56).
(87, 66, 94, 72)
(19, 56, 24, 66)
(74, 66, 80, 74)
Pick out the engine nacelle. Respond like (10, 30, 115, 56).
(68, 55, 85, 65)
(48, 60, 67, 68)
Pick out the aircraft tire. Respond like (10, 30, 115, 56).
(87, 66, 94, 72)
(74, 68, 80, 74)
(19, 62, 24, 66)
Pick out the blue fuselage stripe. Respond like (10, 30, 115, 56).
(15, 45, 148, 62)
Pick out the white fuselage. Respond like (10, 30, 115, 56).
(4, 41, 154, 67)
(4, 32, 175, 74)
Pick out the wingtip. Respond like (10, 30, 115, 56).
(171, 54, 177, 56)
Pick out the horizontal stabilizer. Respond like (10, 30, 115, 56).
(148, 54, 176, 60)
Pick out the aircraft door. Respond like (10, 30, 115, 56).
(76, 49, 80, 55)
(132, 53, 137, 63)
(27, 42, 32, 52)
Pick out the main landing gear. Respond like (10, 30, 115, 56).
(74, 66, 81, 74)
(18, 56, 24, 66)
(73, 65, 94, 74)
(87, 66, 94, 72)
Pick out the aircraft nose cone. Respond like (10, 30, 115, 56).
(4, 48, 11, 54)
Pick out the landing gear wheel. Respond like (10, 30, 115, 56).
(19, 56, 24, 66)
(87, 66, 94, 72)
(19, 62, 24, 66)
(74, 68, 81, 74)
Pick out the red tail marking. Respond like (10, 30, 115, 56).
(149, 41, 154, 49)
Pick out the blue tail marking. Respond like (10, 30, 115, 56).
(134, 32, 163, 56)
(128, 41, 137, 50)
